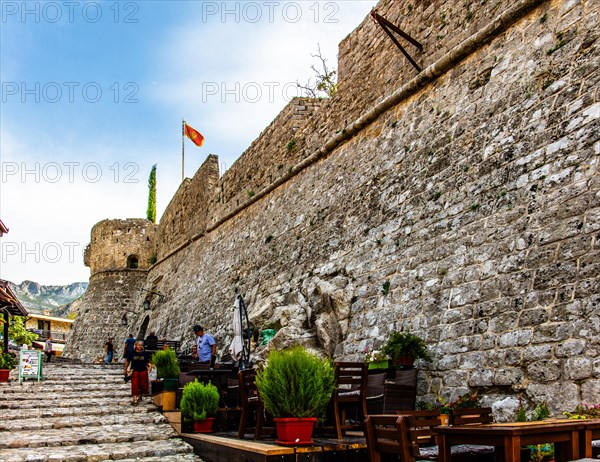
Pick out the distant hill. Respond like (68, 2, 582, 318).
(8, 280, 88, 317)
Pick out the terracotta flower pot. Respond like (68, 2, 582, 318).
(274, 417, 317, 445)
(0, 369, 10, 383)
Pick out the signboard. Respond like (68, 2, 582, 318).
(18, 350, 43, 382)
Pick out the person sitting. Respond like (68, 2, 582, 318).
(145, 332, 158, 351)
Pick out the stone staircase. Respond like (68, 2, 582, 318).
(0, 361, 205, 462)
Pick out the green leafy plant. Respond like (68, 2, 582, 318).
(0, 351, 17, 370)
(531, 401, 551, 421)
(516, 397, 528, 422)
(256, 346, 335, 418)
(151, 348, 180, 379)
(8, 316, 37, 346)
(180, 379, 219, 422)
(563, 403, 600, 419)
(382, 331, 432, 363)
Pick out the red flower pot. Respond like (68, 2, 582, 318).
(193, 417, 214, 433)
(0, 369, 9, 383)
(274, 417, 317, 445)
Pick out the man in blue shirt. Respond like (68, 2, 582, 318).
(124, 334, 136, 359)
(193, 325, 216, 364)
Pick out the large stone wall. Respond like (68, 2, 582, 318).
(68, 0, 599, 417)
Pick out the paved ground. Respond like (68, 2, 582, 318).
(0, 360, 205, 462)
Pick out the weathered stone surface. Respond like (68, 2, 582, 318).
(0, 363, 203, 461)
(66, 0, 600, 418)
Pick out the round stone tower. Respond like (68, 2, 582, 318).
(64, 218, 158, 362)
(84, 218, 157, 275)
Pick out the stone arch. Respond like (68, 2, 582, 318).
(127, 255, 139, 269)
(138, 315, 150, 340)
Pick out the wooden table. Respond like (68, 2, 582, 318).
(435, 419, 587, 462)
(580, 419, 600, 458)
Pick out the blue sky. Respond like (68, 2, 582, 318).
(0, 0, 378, 285)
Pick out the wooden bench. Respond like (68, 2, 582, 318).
(144, 339, 181, 355)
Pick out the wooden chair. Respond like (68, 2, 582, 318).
(397, 410, 442, 460)
(237, 368, 273, 439)
(364, 414, 410, 462)
(366, 372, 387, 415)
(332, 361, 369, 439)
(399, 409, 495, 462)
(452, 407, 493, 425)
(382, 368, 418, 413)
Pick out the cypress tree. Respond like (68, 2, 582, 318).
(146, 164, 157, 223)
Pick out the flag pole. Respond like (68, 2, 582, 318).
(181, 119, 185, 181)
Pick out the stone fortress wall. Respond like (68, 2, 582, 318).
(66, 0, 600, 417)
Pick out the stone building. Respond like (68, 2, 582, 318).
(65, 0, 600, 417)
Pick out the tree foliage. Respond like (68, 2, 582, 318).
(297, 44, 338, 99)
(9, 316, 37, 347)
(146, 164, 157, 223)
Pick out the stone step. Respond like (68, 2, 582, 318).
(0, 402, 156, 421)
(0, 421, 178, 449)
(0, 437, 198, 462)
(0, 396, 136, 409)
(0, 389, 130, 401)
(119, 455, 204, 462)
(0, 407, 166, 431)
(0, 362, 204, 461)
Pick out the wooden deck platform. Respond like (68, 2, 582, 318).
(163, 410, 368, 462)
(181, 432, 367, 462)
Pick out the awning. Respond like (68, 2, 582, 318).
(0, 280, 27, 317)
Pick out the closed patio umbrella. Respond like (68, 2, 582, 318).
(229, 297, 243, 361)
(229, 295, 251, 369)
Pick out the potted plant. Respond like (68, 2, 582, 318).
(364, 348, 389, 370)
(180, 379, 220, 433)
(152, 348, 180, 389)
(256, 346, 335, 445)
(151, 348, 180, 411)
(382, 331, 431, 368)
(0, 351, 17, 382)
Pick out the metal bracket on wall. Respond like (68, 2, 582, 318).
(371, 9, 423, 73)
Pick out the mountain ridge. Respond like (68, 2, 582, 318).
(7, 280, 88, 317)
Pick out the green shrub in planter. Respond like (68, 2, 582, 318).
(180, 379, 220, 422)
(256, 346, 335, 418)
(382, 331, 431, 364)
(151, 348, 180, 379)
(0, 352, 16, 370)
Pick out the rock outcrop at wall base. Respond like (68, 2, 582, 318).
(67, 0, 600, 419)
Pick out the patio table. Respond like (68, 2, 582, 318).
(580, 418, 600, 458)
(435, 419, 587, 462)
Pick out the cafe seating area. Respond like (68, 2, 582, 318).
(149, 348, 599, 462)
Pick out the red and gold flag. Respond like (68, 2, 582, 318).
(184, 123, 204, 147)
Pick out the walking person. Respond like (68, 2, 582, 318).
(123, 340, 152, 405)
(104, 338, 114, 364)
(44, 336, 53, 363)
(123, 334, 136, 359)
